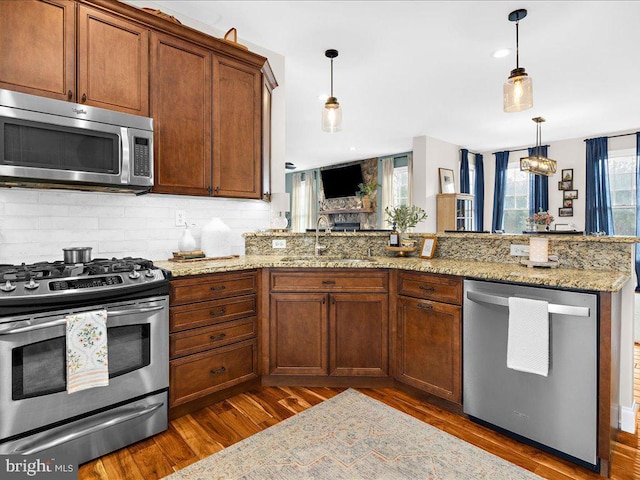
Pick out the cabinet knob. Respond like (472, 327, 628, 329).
(214, 186, 220, 194)
(209, 308, 226, 316)
(210, 366, 226, 375)
(417, 304, 433, 310)
(209, 333, 227, 341)
(67, 90, 73, 100)
(210, 285, 226, 291)
(419, 285, 435, 292)
(81, 93, 87, 103)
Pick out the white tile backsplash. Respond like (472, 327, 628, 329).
(0, 188, 270, 264)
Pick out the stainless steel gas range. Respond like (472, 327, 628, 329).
(0, 257, 170, 465)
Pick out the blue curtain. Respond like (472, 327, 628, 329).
(636, 133, 640, 286)
(492, 151, 509, 232)
(460, 149, 470, 194)
(474, 154, 484, 231)
(585, 137, 613, 234)
(527, 146, 549, 217)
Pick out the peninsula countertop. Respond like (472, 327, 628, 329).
(154, 255, 630, 292)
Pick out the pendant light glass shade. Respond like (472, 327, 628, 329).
(504, 9, 533, 113)
(322, 97, 342, 132)
(322, 49, 342, 133)
(520, 117, 557, 176)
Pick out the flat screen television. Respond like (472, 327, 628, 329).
(320, 164, 364, 199)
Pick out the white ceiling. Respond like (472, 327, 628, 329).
(152, 1, 640, 171)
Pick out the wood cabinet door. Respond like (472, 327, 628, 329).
(150, 32, 212, 195)
(212, 55, 262, 199)
(396, 295, 462, 404)
(77, 5, 149, 115)
(0, 0, 75, 101)
(329, 293, 388, 376)
(269, 293, 328, 375)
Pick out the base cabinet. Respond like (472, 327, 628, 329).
(395, 271, 462, 404)
(268, 269, 389, 378)
(168, 270, 259, 412)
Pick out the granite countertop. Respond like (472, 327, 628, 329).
(154, 255, 630, 292)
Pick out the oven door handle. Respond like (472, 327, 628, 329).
(0, 305, 165, 334)
(10, 402, 164, 455)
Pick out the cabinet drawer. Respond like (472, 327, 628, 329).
(170, 339, 258, 406)
(397, 271, 462, 305)
(170, 295, 257, 332)
(170, 271, 258, 305)
(270, 269, 388, 293)
(170, 317, 256, 358)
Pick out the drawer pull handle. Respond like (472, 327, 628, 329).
(209, 333, 227, 341)
(210, 285, 226, 291)
(322, 280, 335, 285)
(417, 304, 433, 310)
(419, 286, 435, 291)
(210, 366, 226, 375)
(209, 308, 226, 316)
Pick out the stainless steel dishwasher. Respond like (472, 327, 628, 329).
(463, 279, 599, 471)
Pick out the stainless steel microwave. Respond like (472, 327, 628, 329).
(0, 89, 153, 194)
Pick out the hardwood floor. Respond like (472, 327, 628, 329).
(80, 347, 640, 480)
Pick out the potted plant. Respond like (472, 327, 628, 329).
(356, 181, 379, 209)
(384, 204, 428, 238)
(528, 209, 554, 231)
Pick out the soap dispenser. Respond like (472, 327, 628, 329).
(178, 224, 197, 252)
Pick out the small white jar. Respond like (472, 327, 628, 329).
(201, 217, 231, 258)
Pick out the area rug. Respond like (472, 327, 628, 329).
(165, 388, 542, 479)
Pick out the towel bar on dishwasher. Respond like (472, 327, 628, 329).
(465, 291, 590, 317)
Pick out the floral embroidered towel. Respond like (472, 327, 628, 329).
(66, 309, 109, 394)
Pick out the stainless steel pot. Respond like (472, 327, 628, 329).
(63, 247, 92, 264)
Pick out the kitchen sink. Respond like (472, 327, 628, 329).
(279, 256, 375, 263)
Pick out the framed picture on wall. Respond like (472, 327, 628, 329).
(563, 198, 573, 208)
(439, 168, 455, 194)
(564, 190, 579, 200)
(558, 181, 572, 190)
(559, 207, 573, 217)
(561, 169, 573, 182)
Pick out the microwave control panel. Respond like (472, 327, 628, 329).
(133, 137, 151, 177)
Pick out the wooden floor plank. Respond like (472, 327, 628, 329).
(170, 414, 224, 458)
(99, 448, 146, 480)
(152, 424, 198, 467)
(130, 443, 175, 479)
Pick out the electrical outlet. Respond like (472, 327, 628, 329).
(272, 239, 286, 249)
(175, 210, 186, 226)
(510, 244, 530, 256)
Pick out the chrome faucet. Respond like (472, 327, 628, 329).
(315, 215, 330, 256)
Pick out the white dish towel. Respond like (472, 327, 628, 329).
(66, 309, 109, 394)
(507, 297, 549, 377)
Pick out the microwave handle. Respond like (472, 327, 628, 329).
(121, 126, 130, 184)
(0, 305, 164, 335)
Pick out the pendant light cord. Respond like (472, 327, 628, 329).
(330, 58, 334, 97)
(515, 19, 520, 69)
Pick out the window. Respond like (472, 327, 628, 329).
(608, 149, 636, 236)
(503, 159, 530, 233)
(392, 164, 409, 206)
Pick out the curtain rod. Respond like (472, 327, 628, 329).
(492, 144, 550, 155)
(584, 131, 639, 142)
(460, 148, 482, 156)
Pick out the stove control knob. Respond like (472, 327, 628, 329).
(0, 280, 16, 292)
(144, 270, 155, 278)
(25, 279, 40, 290)
(129, 270, 141, 279)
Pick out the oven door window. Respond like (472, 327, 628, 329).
(12, 324, 150, 400)
(1, 118, 119, 174)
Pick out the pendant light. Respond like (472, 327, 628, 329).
(504, 9, 533, 113)
(520, 117, 557, 176)
(322, 49, 342, 133)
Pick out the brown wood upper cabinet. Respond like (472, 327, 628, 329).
(150, 32, 212, 196)
(0, 1, 149, 116)
(213, 56, 262, 199)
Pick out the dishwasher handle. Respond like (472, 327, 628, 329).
(466, 290, 590, 317)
